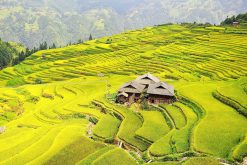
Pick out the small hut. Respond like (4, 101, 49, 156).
(233, 22, 240, 27)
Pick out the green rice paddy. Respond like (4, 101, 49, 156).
(0, 24, 246, 164)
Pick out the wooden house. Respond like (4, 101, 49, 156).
(233, 22, 240, 27)
(147, 82, 175, 104)
(116, 73, 175, 105)
(117, 81, 145, 104)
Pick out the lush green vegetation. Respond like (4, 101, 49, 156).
(0, 39, 24, 69)
(221, 12, 247, 25)
(77, 146, 116, 165)
(92, 148, 137, 165)
(182, 157, 219, 165)
(0, 24, 246, 164)
(0, 39, 58, 71)
(136, 111, 170, 142)
(44, 136, 105, 165)
(93, 114, 121, 141)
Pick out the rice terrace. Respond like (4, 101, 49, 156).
(0, 18, 247, 165)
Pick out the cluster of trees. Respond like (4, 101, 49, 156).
(0, 39, 20, 70)
(0, 39, 57, 70)
(67, 34, 93, 46)
(221, 12, 247, 25)
(13, 41, 58, 66)
(1, 33, 94, 70)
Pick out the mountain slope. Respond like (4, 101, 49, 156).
(0, 24, 246, 86)
(0, 24, 246, 164)
(0, 0, 247, 48)
(0, 39, 25, 69)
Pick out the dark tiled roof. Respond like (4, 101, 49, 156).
(147, 82, 175, 96)
(118, 73, 175, 96)
(117, 92, 128, 97)
(118, 81, 146, 94)
(135, 73, 160, 85)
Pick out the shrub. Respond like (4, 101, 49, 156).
(182, 151, 197, 157)
(89, 116, 98, 124)
(35, 78, 43, 84)
(106, 93, 117, 102)
(27, 95, 40, 103)
(105, 38, 112, 44)
(72, 113, 86, 119)
(140, 99, 149, 110)
(104, 138, 114, 144)
(42, 93, 54, 100)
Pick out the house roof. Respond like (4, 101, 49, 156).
(147, 82, 175, 96)
(117, 92, 128, 97)
(118, 81, 146, 94)
(135, 73, 160, 85)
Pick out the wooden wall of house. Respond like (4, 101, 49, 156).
(117, 95, 128, 104)
(148, 95, 173, 104)
(117, 93, 141, 104)
(117, 93, 173, 104)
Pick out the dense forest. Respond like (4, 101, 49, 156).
(221, 12, 247, 25)
(0, 39, 58, 70)
(0, 39, 22, 70)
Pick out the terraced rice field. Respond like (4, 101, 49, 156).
(0, 24, 246, 164)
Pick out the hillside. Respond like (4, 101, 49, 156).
(0, 0, 247, 48)
(0, 24, 246, 164)
(0, 39, 25, 70)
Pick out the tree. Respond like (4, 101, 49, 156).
(0, 40, 17, 69)
(51, 43, 56, 49)
(221, 12, 247, 25)
(12, 58, 19, 65)
(35, 78, 43, 84)
(39, 41, 48, 50)
(105, 38, 112, 44)
(39, 43, 43, 50)
(77, 39, 83, 44)
(25, 48, 31, 57)
(89, 34, 93, 40)
(43, 41, 48, 50)
(18, 51, 25, 61)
